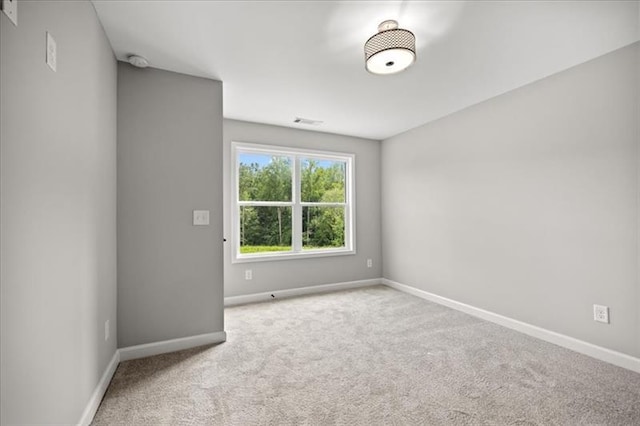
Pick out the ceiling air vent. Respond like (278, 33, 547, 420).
(293, 117, 323, 126)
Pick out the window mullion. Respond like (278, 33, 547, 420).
(293, 156, 302, 252)
(300, 202, 346, 207)
(238, 201, 293, 206)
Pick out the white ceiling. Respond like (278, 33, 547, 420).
(92, 1, 639, 140)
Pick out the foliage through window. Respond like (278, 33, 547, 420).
(233, 143, 354, 261)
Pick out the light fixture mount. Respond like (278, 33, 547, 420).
(378, 20, 399, 32)
(364, 19, 416, 75)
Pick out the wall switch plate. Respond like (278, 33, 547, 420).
(244, 269, 252, 280)
(367, 258, 373, 268)
(46, 32, 57, 72)
(593, 304, 609, 324)
(1, 0, 17, 26)
(193, 210, 210, 225)
(104, 319, 110, 341)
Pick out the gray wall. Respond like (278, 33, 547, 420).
(224, 120, 381, 297)
(118, 64, 224, 347)
(0, 1, 117, 424)
(382, 42, 640, 358)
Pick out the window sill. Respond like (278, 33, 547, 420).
(232, 248, 356, 264)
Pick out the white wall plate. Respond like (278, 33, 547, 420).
(1, 0, 18, 26)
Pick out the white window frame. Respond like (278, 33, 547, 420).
(232, 141, 355, 263)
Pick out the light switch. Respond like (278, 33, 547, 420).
(46, 32, 57, 72)
(193, 210, 210, 226)
(1, 0, 18, 26)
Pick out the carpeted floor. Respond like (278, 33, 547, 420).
(92, 285, 640, 425)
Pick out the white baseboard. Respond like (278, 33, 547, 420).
(225, 278, 382, 306)
(119, 331, 227, 362)
(78, 331, 227, 424)
(77, 350, 120, 426)
(382, 278, 640, 374)
(78, 277, 638, 425)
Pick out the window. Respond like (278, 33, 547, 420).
(232, 142, 354, 262)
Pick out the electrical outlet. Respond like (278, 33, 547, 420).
(1, 0, 18, 26)
(367, 258, 373, 268)
(104, 319, 110, 341)
(193, 210, 210, 225)
(245, 269, 252, 280)
(593, 304, 609, 324)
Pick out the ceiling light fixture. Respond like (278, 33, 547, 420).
(364, 20, 416, 75)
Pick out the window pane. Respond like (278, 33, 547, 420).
(239, 206, 292, 254)
(301, 158, 346, 203)
(302, 206, 345, 250)
(239, 153, 292, 201)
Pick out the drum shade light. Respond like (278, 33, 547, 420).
(365, 20, 416, 75)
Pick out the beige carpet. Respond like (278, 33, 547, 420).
(92, 285, 640, 425)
